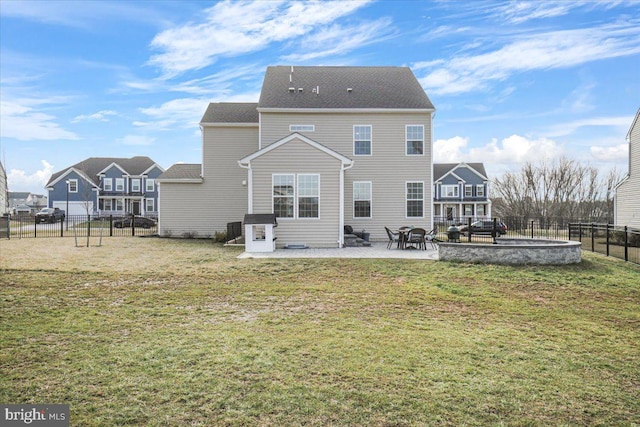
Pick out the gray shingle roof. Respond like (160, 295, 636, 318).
(46, 156, 159, 187)
(158, 164, 202, 181)
(434, 163, 488, 181)
(200, 103, 259, 124)
(258, 66, 435, 110)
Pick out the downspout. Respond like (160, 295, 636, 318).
(238, 161, 252, 213)
(339, 161, 355, 247)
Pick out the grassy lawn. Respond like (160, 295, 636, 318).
(1, 238, 639, 426)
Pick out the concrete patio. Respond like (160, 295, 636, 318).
(238, 241, 439, 259)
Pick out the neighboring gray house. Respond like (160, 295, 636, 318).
(0, 161, 7, 215)
(433, 162, 491, 221)
(614, 108, 640, 229)
(159, 65, 435, 247)
(8, 192, 47, 215)
(45, 157, 164, 216)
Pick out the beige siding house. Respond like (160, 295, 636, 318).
(158, 66, 435, 247)
(614, 108, 640, 229)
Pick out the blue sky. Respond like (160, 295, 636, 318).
(1, 0, 639, 195)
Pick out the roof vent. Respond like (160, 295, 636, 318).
(347, 88, 353, 93)
(288, 87, 295, 92)
(298, 88, 303, 92)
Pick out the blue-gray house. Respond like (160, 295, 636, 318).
(45, 157, 164, 216)
(433, 162, 491, 221)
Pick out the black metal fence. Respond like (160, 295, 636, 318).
(1, 214, 158, 239)
(569, 223, 640, 265)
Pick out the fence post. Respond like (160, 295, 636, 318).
(131, 214, 136, 237)
(606, 223, 610, 257)
(109, 215, 113, 237)
(530, 220, 534, 239)
(60, 216, 64, 237)
(34, 216, 37, 238)
(591, 223, 595, 252)
(624, 226, 629, 262)
(467, 217, 472, 243)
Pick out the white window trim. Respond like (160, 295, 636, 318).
(146, 179, 155, 192)
(68, 179, 78, 193)
(104, 199, 112, 211)
(297, 174, 320, 220)
(272, 174, 295, 220)
(476, 184, 485, 197)
(442, 185, 459, 198)
(353, 181, 372, 219)
(115, 178, 125, 192)
(289, 124, 315, 132)
(272, 173, 320, 220)
(104, 178, 113, 191)
(465, 185, 473, 198)
(406, 181, 425, 219)
(353, 125, 372, 156)
(146, 198, 155, 212)
(131, 179, 141, 192)
(115, 199, 124, 211)
(405, 124, 425, 156)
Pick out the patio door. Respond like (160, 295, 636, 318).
(445, 206, 456, 220)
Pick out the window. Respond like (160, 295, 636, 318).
(354, 125, 372, 155)
(104, 199, 112, 211)
(477, 205, 486, 216)
(442, 185, 459, 198)
(297, 175, 319, 218)
(273, 174, 319, 219)
(146, 199, 155, 212)
(146, 179, 155, 192)
(476, 185, 485, 197)
(115, 199, 124, 211)
(465, 185, 473, 197)
(131, 179, 141, 192)
(104, 178, 113, 191)
(273, 175, 295, 218)
(67, 179, 78, 193)
(406, 182, 424, 218)
(406, 125, 424, 155)
(289, 125, 315, 132)
(115, 178, 125, 192)
(353, 182, 372, 218)
(464, 204, 474, 216)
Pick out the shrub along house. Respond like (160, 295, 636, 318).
(433, 162, 491, 222)
(158, 66, 435, 247)
(45, 157, 164, 216)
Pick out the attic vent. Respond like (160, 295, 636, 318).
(347, 88, 353, 93)
(288, 87, 295, 92)
(298, 88, 303, 92)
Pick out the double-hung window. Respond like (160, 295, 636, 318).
(68, 179, 78, 193)
(406, 182, 424, 218)
(273, 174, 320, 219)
(476, 185, 485, 197)
(442, 185, 459, 198)
(354, 125, 372, 155)
(297, 175, 319, 218)
(146, 199, 155, 212)
(465, 185, 473, 198)
(406, 125, 424, 155)
(131, 179, 141, 192)
(104, 178, 113, 191)
(104, 199, 112, 211)
(115, 178, 125, 192)
(353, 182, 372, 218)
(146, 179, 155, 192)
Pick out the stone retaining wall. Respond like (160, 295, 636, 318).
(438, 238, 581, 265)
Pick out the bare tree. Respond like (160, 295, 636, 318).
(493, 157, 624, 223)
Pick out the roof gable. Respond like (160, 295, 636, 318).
(258, 66, 435, 110)
(434, 162, 488, 182)
(239, 133, 352, 166)
(46, 156, 160, 186)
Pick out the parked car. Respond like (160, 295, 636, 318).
(113, 216, 156, 229)
(459, 220, 508, 236)
(35, 207, 65, 223)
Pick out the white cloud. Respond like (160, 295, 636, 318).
(434, 134, 564, 166)
(135, 98, 212, 130)
(590, 143, 628, 162)
(148, 0, 372, 76)
(116, 135, 156, 146)
(495, 0, 625, 24)
(71, 110, 118, 123)
(0, 98, 79, 141)
(545, 115, 634, 137)
(7, 160, 55, 192)
(416, 21, 640, 95)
